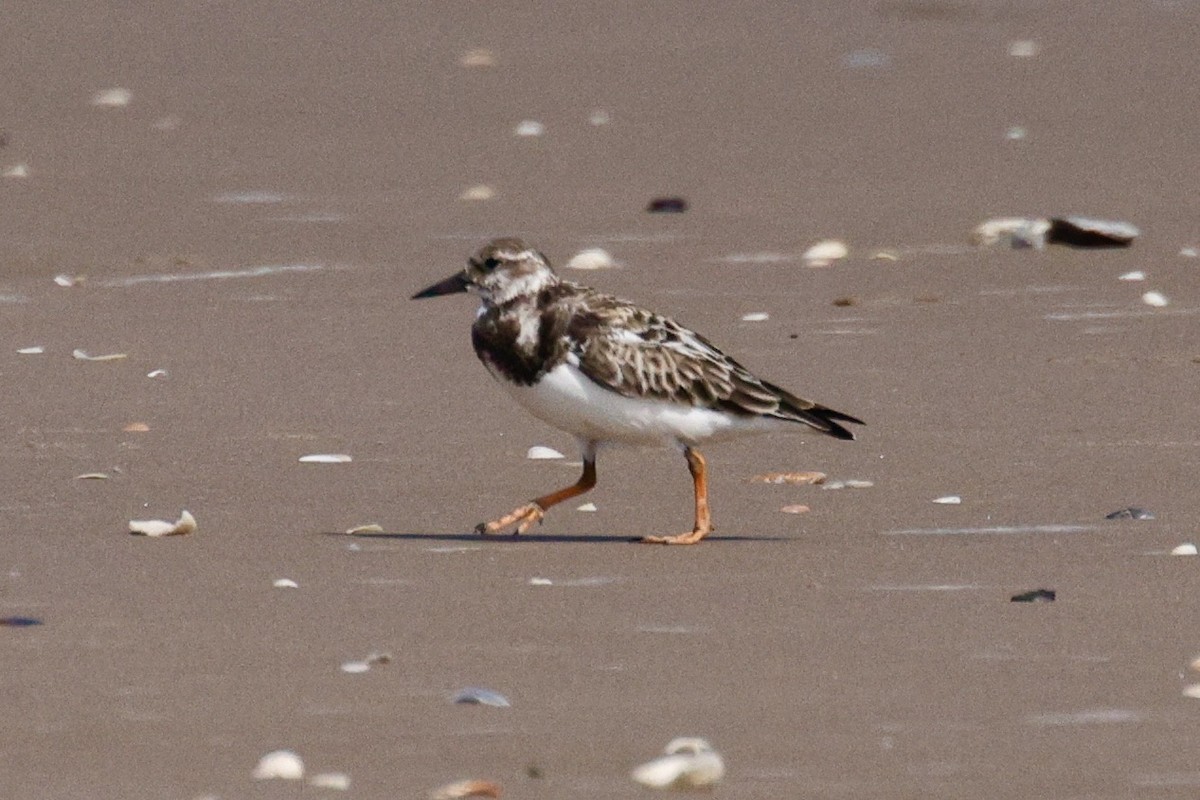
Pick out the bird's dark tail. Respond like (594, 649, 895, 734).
(764, 380, 864, 440)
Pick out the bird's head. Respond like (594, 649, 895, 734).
(412, 237, 559, 306)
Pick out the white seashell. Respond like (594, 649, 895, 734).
(2, 163, 30, 178)
(564, 248, 616, 270)
(1142, 291, 1168, 308)
(528, 577, 554, 586)
(1171, 543, 1198, 556)
(73, 349, 127, 362)
(459, 184, 495, 201)
(340, 660, 371, 674)
(129, 510, 196, 537)
(576, 502, 598, 512)
(1005, 126, 1028, 140)
(1183, 684, 1200, 699)
(273, 578, 299, 588)
(1119, 271, 1146, 281)
(298, 454, 352, 463)
(1180, 247, 1198, 258)
(146, 368, 168, 378)
(526, 445, 565, 460)
(589, 109, 612, 126)
(17, 346, 44, 355)
(514, 120, 545, 137)
(429, 778, 503, 799)
(1007, 40, 1039, 58)
(932, 495, 962, 505)
(459, 49, 496, 68)
(345, 523, 384, 534)
(453, 687, 511, 707)
(91, 87, 132, 107)
(631, 737, 725, 790)
(75, 472, 110, 480)
(253, 749, 304, 780)
(802, 239, 849, 267)
(970, 217, 1051, 249)
(871, 250, 899, 261)
(740, 312, 769, 322)
(54, 274, 78, 287)
(844, 479, 875, 489)
(309, 772, 351, 790)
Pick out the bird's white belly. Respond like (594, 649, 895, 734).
(495, 361, 780, 447)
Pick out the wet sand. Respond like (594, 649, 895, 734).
(3, 2, 1200, 798)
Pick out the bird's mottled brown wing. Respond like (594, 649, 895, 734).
(562, 286, 862, 439)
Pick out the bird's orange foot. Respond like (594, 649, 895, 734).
(475, 503, 544, 536)
(637, 526, 713, 546)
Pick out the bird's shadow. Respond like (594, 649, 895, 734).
(322, 530, 791, 545)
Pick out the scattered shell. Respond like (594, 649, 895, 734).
(871, 250, 899, 261)
(932, 495, 962, 505)
(589, 109, 612, 126)
(252, 749, 304, 781)
(309, 772, 351, 791)
(129, 510, 196, 537)
(1105, 507, 1155, 521)
(528, 577, 554, 586)
(1049, 217, 1139, 248)
(564, 248, 616, 270)
(460, 49, 496, 67)
(514, 120, 545, 137)
(16, 346, 44, 355)
(971, 217, 1052, 249)
(91, 87, 133, 107)
(802, 239, 849, 267)
(1190, 656, 1200, 673)
(1142, 291, 1169, 308)
(526, 445, 564, 460)
(459, 184, 495, 201)
(2, 163, 30, 179)
(74, 472, 110, 480)
(1180, 247, 1198, 258)
(123, 422, 151, 433)
(146, 368, 168, 378)
(340, 652, 391, 674)
(273, 578, 300, 588)
(1010, 588, 1056, 603)
(345, 523, 384, 534)
(741, 312, 770, 322)
(1008, 40, 1039, 58)
(646, 197, 687, 213)
(429, 779, 502, 799)
(72, 349, 127, 362)
(822, 478, 873, 490)
(1171, 543, 1198, 556)
(780, 504, 811, 514)
(341, 660, 371, 674)
(576, 502, 597, 512)
(54, 274, 81, 287)
(453, 687, 511, 707)
(1119, 271, 1146, 281)
(1005, 125, 1028, 141)
(298, 454, 352, 464)
(1183, 684, 1200, 699)
(752, 471, 826, 485)
(631, 737, 725, 790)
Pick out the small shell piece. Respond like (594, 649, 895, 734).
(91, 87, 132, 107)
(564, 248, 616, 271)
(971, 217, 1051, 249)
(1142, 291, 1169, 308)
(1183, 684, 1200, 699)
(526, 446, 564, 460)
(453, 687, 511, 707)
(273, 578, 300, 588)
(252, 749, 304, 780)
(429, 779, 502, 799)
(73, 349, 127, 362)
(129, 510, 196, 537)
(1171, 543, 1198, 556)
(802, 240, 849, 267)
(514, 120, 545, 137)
(740, 312, 769, 322)
(459, 184, 495, 201)
(1119, 271, 1146, 281)
(345, 523, 384, 534)
(460, 49, 496, 68)
(298, 454, 352, 464)
(780, 504, 811, 514)
(16, 346, 44, 355)
(932, 495, 962, 505)
(631, 737, 725, 790)
(309, 772, 351, 790)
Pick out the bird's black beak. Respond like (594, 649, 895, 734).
(412, 271, 471, 300)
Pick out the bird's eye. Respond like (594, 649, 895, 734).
(482, 257, 500, 271)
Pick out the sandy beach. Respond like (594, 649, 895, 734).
(2, 2, 1199, 798)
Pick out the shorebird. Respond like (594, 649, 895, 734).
(412, 238, 862, 544)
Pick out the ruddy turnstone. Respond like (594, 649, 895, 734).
(413, 238, 863, 545)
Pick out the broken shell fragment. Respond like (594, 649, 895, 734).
(780, 504, 811, 514)
(2, 163, 30, 179)
(273, 578, 299, 588)
(1142, 291, 1169, 308)
(123, 422, 151, 433)
(252, 749, 304, 780)
(453, 687, 511, 707)
(16, 346, 44, 355)
(1171, 543, 1198, 556)
(576, 502, 597, 512)
(129, 510, 196, 537)
(631, 737, 725, 790)
(802, 239, 849, 267)
(752, 471, 826, 485)
(459, 49, 496, 68)
(1119, 270, 1146, 281)
(1105, 507, 1155, 520)
(73, 349, 127, 362)
(972, 216, 1138, 249)
(429, 779, 502, 799)
(514, 120, 545, 137)
(75, 472, 110, 480)
(564, 248, 616, 270)
(298, 454, 352, 463)
(91, 87, 133, 107)
(740, 312, 769, 322)
(1183, 684, 1200, 699)
(526, 445, 564, 460)
(309, 772, 351, 790)
(971, 217, 1052, 249)
(345, 523, 384, 534)
(932, 495, 962, 505)
(459, 184, 495, 201)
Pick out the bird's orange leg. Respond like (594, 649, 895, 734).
(476, 457, 597, 535)
(640, 446, 714, 545)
